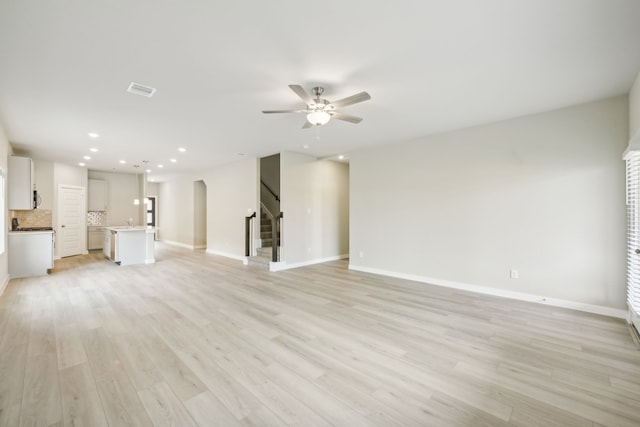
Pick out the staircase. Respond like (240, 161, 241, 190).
(246, 211, 279, 268)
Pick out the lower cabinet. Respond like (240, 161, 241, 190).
(88, 227, 104, 250)
(8, 231, 54, 278)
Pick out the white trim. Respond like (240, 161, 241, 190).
(161, 240, 194, 250)
(348, 264, 627, 319)
(270, 254, 349, 272)
(205, 248, 247, 263)
(0, 274, 10, 296)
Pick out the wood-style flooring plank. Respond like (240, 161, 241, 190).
(80, 327, 153, 426)
(19, 352, 62, 427)
(1, 243, 639, 426)
(137, 382, 198, 427)
(59, 363, 108, 427)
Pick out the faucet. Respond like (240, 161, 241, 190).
(127, 218, 135, 228)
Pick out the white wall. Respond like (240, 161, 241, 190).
(0, 124, 10, 294)
(350, 96, 628, 311)
(630, 71, 640, 143)
(204, 158, 258, 259)
(147, 182, 159, 198)
(88, 171, 140, 226)
(280, 152, 349, 266)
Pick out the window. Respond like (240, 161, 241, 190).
(146, 196, 156, 227)
(625, 151, 640, 332)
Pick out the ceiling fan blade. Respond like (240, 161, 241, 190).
(302, 121, 313, 129)
(262, 109, 304, 114)
(289, 85, 313, 104)
(330, 91, 371, 108)
(331, 112, 363, 124)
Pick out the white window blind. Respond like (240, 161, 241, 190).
(626, 151, 640, 328)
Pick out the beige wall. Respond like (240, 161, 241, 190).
(204, 158, 258, 258)
(194, 180, 207, 249)
(280, 152, 349, 266)
(350, 96, 628, 311)
(158, 174, 197, 246)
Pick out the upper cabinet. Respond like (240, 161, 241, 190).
(88, 179, 107, 211)
(8, 156, 35, 210)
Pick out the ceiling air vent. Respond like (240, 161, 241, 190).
(127, 82, 156, 98)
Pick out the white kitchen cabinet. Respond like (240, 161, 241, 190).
(103, 229, 111, 258)
(88, 179, 107, 211)
(8, 156, 34, 210)
(8, 231, 54, 278)
(88, 226, 104, 250)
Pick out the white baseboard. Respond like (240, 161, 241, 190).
(348, 264, 627, 319)
(161, 240, 194, 250)
(0, 274, 10, 296)
(205, 249, 247, 263)
(270, 254, 349, 272)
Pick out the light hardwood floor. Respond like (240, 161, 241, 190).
(1, 243, 640, 426)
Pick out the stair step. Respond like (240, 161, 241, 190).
(256, 247, 272, 257)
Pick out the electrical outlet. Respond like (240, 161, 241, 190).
(510, 269, 519, 279)
(359, 251, 364, 258)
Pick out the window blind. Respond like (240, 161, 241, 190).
(626, 151, 640, 328)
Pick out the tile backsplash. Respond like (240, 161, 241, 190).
(12, 210, 52, 228)
(87, 211, 107, 226)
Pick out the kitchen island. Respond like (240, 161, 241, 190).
(104, 226, 155, 266)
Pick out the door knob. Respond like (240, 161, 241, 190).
(61, 225, 66, 228)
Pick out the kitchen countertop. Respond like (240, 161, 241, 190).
(105, 226, 155, 232)
(9, 230, 54, 235)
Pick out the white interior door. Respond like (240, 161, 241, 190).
(58, 185, 85, 257)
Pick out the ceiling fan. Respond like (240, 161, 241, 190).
(262, 85, 371, 128)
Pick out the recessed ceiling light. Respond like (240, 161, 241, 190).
(89, 148, 98, 152)
(178, 147, 186, 153)
(83, 155, 91, 160)
(170, 158, 177, 163)
(145, 169, 151, 173)
(158, 164, 164, 168)
(78, 162, 86, 167)
(303, 144, 310, 149)
(149, 178, 155, 182)
(338, 155, 344, 160)
(88, 132, 99, 139)
(119, 160, 126, 164)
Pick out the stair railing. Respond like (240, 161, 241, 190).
(245, 212, 256, 256)
(261, 180, 280, 202)
(272, 212, 283, 262)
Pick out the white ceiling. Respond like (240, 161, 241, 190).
(1, 1, 639, 180)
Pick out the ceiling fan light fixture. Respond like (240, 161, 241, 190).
(307, 111, 331, 126)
